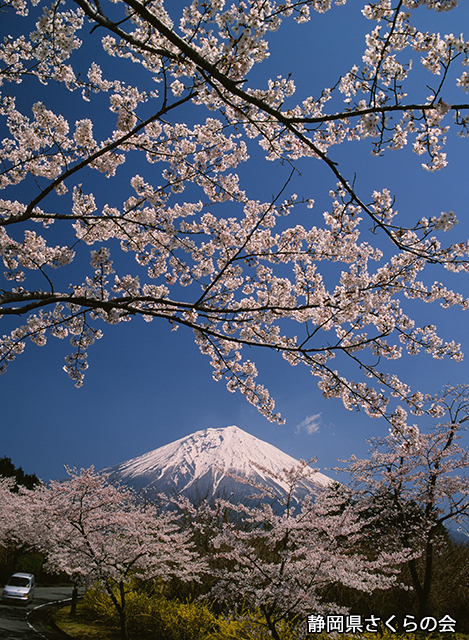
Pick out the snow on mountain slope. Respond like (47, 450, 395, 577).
(104, 425, 333, 503)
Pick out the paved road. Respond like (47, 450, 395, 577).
(0, 586, 75, 640)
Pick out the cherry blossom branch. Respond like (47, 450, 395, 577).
(85, 0, 461, 262)
(0, 92, 196, 227)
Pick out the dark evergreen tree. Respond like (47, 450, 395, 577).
(0, 456, 40, 491)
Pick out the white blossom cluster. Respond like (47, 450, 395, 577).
(1, 0, 469, 425)
(202, 460, 413, 632)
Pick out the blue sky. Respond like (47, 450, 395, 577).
(1, 1, 469, 483)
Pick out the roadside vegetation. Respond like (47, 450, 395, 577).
(53, 593, 466, 640)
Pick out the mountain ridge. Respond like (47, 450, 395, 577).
(103, 425, 333, 503)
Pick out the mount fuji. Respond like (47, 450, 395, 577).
(103, 425, 333, 504)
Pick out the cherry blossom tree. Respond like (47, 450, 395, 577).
(37, 467, 205, 640)
(197, 463, 410, 640)
(341, 384, 469, 618)
(0, 477, 46, 574)
(0, 477, 24, 552)
(1, 0, 469, 423)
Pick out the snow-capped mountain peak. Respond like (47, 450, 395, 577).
(104, 425, 333, 502)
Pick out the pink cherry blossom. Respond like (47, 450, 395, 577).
(1, 0, 469, 424)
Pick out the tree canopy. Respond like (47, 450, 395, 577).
(341, 384, 469, 618)
(1, 0, 468, 425)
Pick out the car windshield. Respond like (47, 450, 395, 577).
(7, 577, 30, 587)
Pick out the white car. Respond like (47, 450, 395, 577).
(2, 573, 35, 605)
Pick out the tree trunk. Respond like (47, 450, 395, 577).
(262, 605, 281, 640)
(118, 581, 128, 640)
(9, 546, 21, 575)
(418, 538, 434, 618)
(118, 608, 128, 640)
(407, 538, 434, 619)
(105, 580, 128, 640)
(70, 585, 78, 617)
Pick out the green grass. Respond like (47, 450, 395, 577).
(53, 603, 117, 640)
